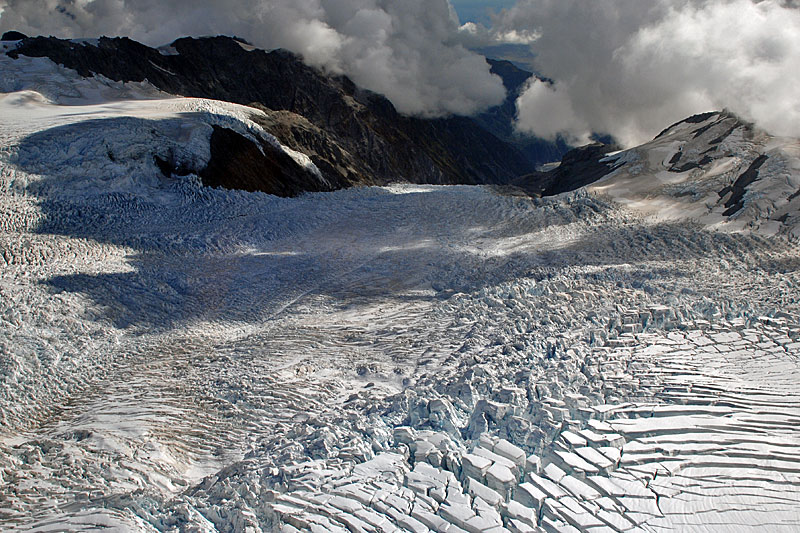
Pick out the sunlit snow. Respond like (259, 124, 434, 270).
(1, 50, 799, 532)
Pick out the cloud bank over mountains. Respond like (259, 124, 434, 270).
(501, 0, 800, 146)
(0, 0, 506, 117)
(1, 0, 798, 146)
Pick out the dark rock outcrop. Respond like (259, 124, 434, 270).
(654, 111, 718, 140)
(8, 35, 537, 195)
(199, 127, 332, 197)
(719, 154, 769, 216)
(513, 142, 621, 197)
(1, 31, 27, 41)
(670, 155, 714, 173)
(250, 107, 369, 190)
(151, 124, 333, 197)
(661, 111, 761, 178)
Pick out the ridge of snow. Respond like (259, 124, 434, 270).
(0, 51, 324, 193)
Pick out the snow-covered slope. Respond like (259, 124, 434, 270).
(588, 112, 800, 237)
(1, 38, 800, 533)
(0, 40, 329, 200)
(6, 34, 540, 189)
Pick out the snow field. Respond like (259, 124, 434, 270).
(2, 165, 797, 531)
(1, 53, 799, 532)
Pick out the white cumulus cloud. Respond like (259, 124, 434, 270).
(503, 0, 800, 146)
(515, 80, 591, 145)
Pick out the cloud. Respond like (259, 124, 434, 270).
(503, 0, 800, 146)
(515, 80, 591, 145)
(455, 20, 539, 49)
(0, 0, 506, 117)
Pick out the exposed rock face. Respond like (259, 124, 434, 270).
(199, 126, 332, 197)
(8, 35, 536, 194)
(1, 31, 28, 41)
(513, 142, 621, 197)
(719, 154, 769, 216)
(249, 107, 372, 190)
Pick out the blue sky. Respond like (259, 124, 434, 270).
(450, 0, 517, 24)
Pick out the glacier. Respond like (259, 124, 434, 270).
(1, 44, 799, 532)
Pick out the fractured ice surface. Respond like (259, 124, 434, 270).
(1, 52, 800, 532)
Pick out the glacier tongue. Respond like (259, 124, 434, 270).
(1, 55, 800, 533)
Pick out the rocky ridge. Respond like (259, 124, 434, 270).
(517, 111, 800, 236)
(6, 35, 538, 196)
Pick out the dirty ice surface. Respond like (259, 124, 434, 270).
(1, 47, 800, 532)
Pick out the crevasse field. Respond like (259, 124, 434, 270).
(1, 50, 800, 532)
